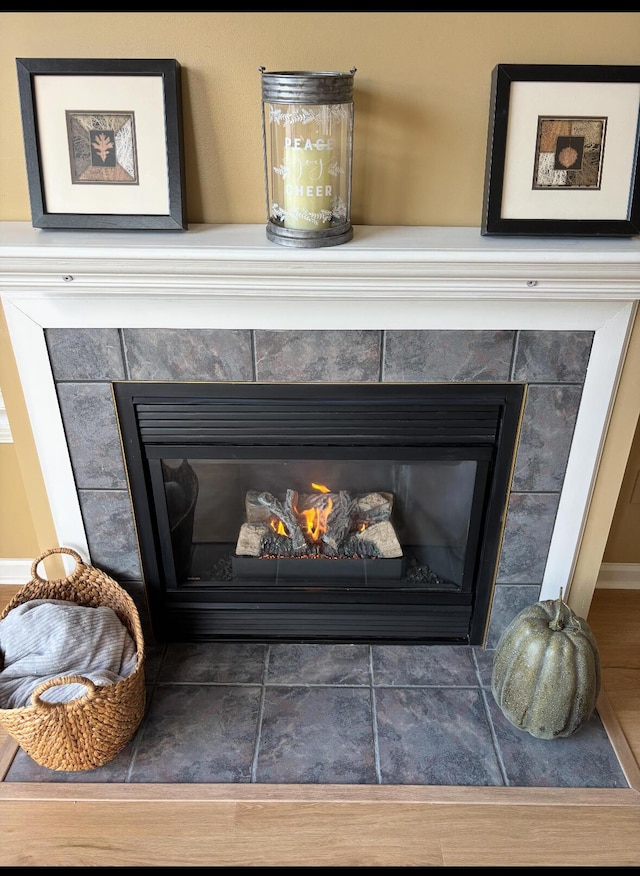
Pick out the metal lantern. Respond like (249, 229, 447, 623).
(260, 67, 356, 248)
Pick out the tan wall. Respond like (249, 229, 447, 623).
(1, 11, 639, 564)
(0, 306, 58, 561)
(0, 443, 38, 556)
(603, 422, 640, 564)
(3, 13, 640, 228)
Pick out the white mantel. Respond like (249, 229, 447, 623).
(1, 222, 639, 612)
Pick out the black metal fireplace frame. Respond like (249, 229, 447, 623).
(113, 382, 525, 645)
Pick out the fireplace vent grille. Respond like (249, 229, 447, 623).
(128, 387, 508, 448)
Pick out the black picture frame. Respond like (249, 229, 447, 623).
(16, 58, 187, 231)
(482, 64, 640, 236)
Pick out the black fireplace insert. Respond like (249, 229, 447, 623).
(113, 382, 525, 645)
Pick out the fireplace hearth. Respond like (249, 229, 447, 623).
(113, 381, 524, 645)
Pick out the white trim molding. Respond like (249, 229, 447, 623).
(0, 558, 31, 586)
(597, 562, 640, 589)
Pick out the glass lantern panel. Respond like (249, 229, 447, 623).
(265, 101, 353, 231)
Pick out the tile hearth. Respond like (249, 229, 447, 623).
(3, 641, 627, 788)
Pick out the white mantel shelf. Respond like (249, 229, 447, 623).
(1, 223, 640, 300)
(1, 221, 639, 615)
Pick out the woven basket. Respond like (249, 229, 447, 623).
(0, 547, 146, 772)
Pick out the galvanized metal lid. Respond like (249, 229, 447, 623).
(260, 68, 356, 104)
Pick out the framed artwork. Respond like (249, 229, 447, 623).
(481, 64, 640, 236)
(16, 58, 187, 230)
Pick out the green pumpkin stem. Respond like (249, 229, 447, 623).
(549, 586, 565, 631)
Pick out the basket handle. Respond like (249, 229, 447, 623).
(30, 675, 98, 709)
(30, 547, 85, 583)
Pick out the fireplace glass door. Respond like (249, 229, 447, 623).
(155, 453, 486, 594)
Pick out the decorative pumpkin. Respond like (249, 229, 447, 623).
(491, 590, 601, 740)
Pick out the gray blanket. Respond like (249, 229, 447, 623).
(0, 599, 138, 708)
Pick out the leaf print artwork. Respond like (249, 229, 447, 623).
(92, 132, 115, 164)
(532, 117, 606, 190)
(66, 111, 139, 185)
(557, 145, 579, 169)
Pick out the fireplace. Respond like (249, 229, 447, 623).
(2, 223, 638, 652)
(113, 381, 524, 644)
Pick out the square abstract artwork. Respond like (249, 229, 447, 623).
(66, 111, 139, 185)
(532, 117, 606, 190)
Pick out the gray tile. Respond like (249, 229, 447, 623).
(372, 645, 478, 686)
(78, 489, 141, 581)
(160, 642, 267, 683)
(383, 330, 514, 382)
(267, 644, 370, 685)
(375, 687, 503, 786)
(122, 328, 253, 381)
(143, 642, 167, 684)
(56, 382, 127, 489)
(13, 327, 625, 792)
(486, 697, 628, 788)
(497, 493, 559, 584)
(129, 684, 261, 782)
(512, 384, 583, 492)
(3, 645, 628, 790)
(121, 579, 154, 644)
(484, 584, 541, 649)
(472, 646, 495, 688)
(513, 331, 593, 383)
(46, 328, 125, 381)
(254, 329, 381, 382)
(256, 686, 377, 784)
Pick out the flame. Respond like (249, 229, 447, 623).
(269, 518, 289, 536)
(304, 483, 333, 542)
(300, 497, 333, 542)
(269, 483, 334, 546)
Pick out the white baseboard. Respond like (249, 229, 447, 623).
(0, 558, 31, 585)
(597, 562, 640, 590)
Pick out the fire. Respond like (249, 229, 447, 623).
(297, 483, 333, 544)
(271, 519, 288, 536)
(269, 483, 333, 546)
(300, 497, 333, 542)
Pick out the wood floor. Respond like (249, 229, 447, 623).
(0, 585, 639, 867)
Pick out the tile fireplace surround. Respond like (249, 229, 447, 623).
(1, 223, 639, 792)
